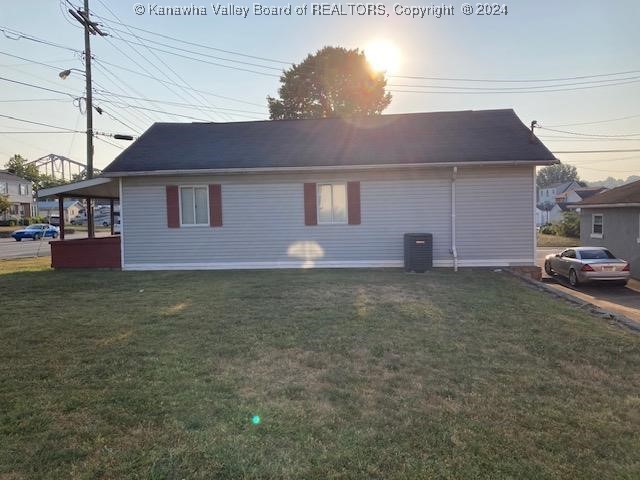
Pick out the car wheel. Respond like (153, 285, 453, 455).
(33, 233, 42, 241)
(544, 261, 553, 276)
(52, 232, 58, 239)
(15, 238, 21, 242)
(569, 269, 580, 287)
(103, 221, 108, 227)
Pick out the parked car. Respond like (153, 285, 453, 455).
(70, 215, 86, 225)
(544, 247, 630, 287)
(11, 224, 60, 242)
(48, 215, 60, 226)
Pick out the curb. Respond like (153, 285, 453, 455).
(507, 269, 640, 334)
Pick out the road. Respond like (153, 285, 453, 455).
(537, 246, 640, 324)
(0, 232, 111, 260)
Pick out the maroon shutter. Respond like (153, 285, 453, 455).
(209, 184, 223, 227)
(304, 183, 317, 226)
(347, 181, 361, 225)
(166, 185, 180, 228)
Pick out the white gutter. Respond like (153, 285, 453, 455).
(101, 159, 559, 178)
(451, 166, 458, 272)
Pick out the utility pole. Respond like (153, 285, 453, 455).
(68, 0, 106, 238)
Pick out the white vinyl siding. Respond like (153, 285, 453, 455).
(179, 186, 208, 226)
(318, 183, 346, 224)
(121, 166, 536, 269)
(591, 213, 603, 238)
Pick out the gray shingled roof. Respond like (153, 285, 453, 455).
(577, 180, 640, 206)
(102, 109, 557, 174)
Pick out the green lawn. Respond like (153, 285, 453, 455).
(1, 261, 639, 479)
(537, 233, 580, 248)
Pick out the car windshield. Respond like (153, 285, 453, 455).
(26, 225, 46, 230)
(580, 249, 616, 260)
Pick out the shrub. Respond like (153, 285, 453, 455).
(26, 216, 46, 225)
(540, 224, 556, 235)
(0, 219, 17, 227)
(557, 211, 580, 238)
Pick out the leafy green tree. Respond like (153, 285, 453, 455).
(536, 163, 581, 188)
(268, 46, 392, 120)
(557, 211, 580, 238)
(5, 155, 40, 184)
(0, 194, 10, 216)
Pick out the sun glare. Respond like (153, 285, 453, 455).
(365, 40, 401, 74)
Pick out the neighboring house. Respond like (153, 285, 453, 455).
(37, 200, 83, 223)
(536, 180, 582, 224)
(0, 170, 34, 221)
(538, 187, 607, 225)
(41, 109, 558, 271)
(574, 180, 640, 278)
(538, 180, 581, 205)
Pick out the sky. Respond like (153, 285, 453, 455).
(1, 0, 639, 181)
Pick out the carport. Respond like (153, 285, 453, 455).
(38, 177, 121, 269)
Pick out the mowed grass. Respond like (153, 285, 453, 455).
(537, 233, 580, 248)
(1, 262, 640, 479)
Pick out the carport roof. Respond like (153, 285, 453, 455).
(37, 177, 118, 199)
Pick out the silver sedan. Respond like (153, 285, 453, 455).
(544, 247, 630, 287)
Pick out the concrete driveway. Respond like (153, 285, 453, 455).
(537, 247, 640, 324)
(0, 232, 112, 260)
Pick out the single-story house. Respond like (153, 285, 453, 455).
(39, 109, 557, 271)
(0, 170, 34, 221)
(37, 199, 83, 223)
(574, 179, 640, 278)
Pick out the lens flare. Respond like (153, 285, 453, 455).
(251, 415, 261, 425)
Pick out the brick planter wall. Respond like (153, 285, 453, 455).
(509, 265, 542, 282)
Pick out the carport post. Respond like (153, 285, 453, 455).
(109, 199, 114, 235)
(57, 195, 65, 240)
(87, 198, 94, 239)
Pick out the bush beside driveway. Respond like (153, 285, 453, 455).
(1, 262, 639, 479)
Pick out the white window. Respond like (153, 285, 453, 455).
(317, 183, 347, 224)
(179, 186, 209, 226)
(591, 213, 603, 239)
(19, 184, 28, 195)
(0, 182, 7, 195)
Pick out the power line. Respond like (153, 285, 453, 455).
(389, 77, 640, 94)
(105, 25, 284, 72)
(552, 149, 640, 153)
(539, 126, 640, 138)
(390, 70, 640, 83)
(90, 12, 290, 64)
(0, 112, 128, 138)
(0, 75, 78, 98)
(543, 113, 640, 128)
(92, 90, 267, 116)
(94, 0, 227, 122)
(93, 58, 266, 108)
(389, 74, 640, 91)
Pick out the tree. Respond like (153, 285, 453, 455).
(267, 46, 392, 120)
(5, 155, 39, 184)
(536, 163, 581, 188)
(0, 195, 10, 216)
(557, 211, 580, 238)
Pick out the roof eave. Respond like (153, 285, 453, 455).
(102, 159, 558, 177)
(569, 203, 640, 209)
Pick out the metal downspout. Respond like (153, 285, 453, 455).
(451, 167, 458, 272)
